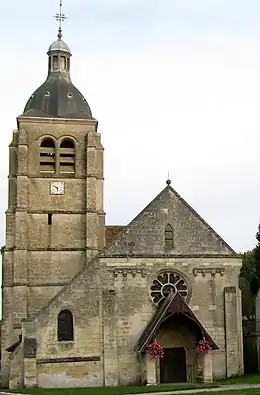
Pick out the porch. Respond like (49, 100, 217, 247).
(136, 291, 218, 385)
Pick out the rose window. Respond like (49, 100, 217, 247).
(150, 271, 189, 306)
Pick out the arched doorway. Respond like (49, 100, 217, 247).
(156, 319, 196, 383)
(160, 347, 187, 383)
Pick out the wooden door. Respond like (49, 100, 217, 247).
(160, 347, 187, 383)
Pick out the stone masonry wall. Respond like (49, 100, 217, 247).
(101, 256, 242, 382)
(23, 259, 103, 388)
(2, 116, 105, 387)
(19, 255, 242, 387)
(104, 187, 235, 256)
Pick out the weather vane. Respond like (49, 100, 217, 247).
(54, 0, 67, 39)
(166, 172, 171, 186)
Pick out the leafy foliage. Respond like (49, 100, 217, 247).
(239, 222, 260, 319)
(239, 250, 256, 319)
(252, 223, 260, 295)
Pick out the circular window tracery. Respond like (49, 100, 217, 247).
(150, 271, 189, 306)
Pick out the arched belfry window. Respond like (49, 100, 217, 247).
(165, 224, 174, 249)
(57, 309, 74, 342)
(60, 139, 75, 174)
(40, 138, 55, 173)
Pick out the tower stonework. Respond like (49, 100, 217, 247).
(1, 31, 105, 387)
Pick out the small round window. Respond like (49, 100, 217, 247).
(150, 271, 189, 306)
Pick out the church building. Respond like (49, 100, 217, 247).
(1, 12, 243, 389)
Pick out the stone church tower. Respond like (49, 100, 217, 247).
(1, 26, 105, 386)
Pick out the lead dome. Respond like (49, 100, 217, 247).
(48, 38, 71, 54)
(22, 34, 93, 119)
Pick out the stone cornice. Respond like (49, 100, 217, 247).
(3, 247, 86, 252)
(13, 324, 22, 329)
(193, 268, 225, 277)
(5, 209, 106, 215)
(113, 267, 146, 278)
(224, 286, 237, 293)
(8, 175, 104, 180)
(37, 356, 100, 364)
(3, 281, 69, 288)
(17, 116, 98, 126)
(101, 253, 238, 259)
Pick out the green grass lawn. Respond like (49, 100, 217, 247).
(7, 382, 217, 395)
(5, 386, 260, 395)
(218, 372, 260, 385)
(6, 373, 260, 395)
(183, 391, 260, 395)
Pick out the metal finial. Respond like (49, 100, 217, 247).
(54, 0, 67, 39)
(166, 172, 171, 186)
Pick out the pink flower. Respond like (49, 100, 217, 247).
(147, 340, 164, 359)
(196, 339, 211, 355)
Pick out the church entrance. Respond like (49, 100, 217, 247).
(160, 347, 187, 383)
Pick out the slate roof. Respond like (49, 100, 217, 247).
(22, 73, 93, 120)
(5, 334, 22, 353)
(136, 291, 218, 353)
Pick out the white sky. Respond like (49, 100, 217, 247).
(1, 0, 260, 252)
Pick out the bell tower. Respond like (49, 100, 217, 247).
(1, 1, 105, 385)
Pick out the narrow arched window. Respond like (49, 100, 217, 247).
(60, 139, 75, 174)
(52, 56, 59, 71)
(40, 138, 55, 173)
(57, 309, 74, 342)
(165, 224, 174, 250)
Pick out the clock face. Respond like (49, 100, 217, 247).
(50, 181, 65, 195)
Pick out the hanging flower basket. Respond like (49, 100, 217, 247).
(146, 340, 164, 360)
(196, 339, 211, 355)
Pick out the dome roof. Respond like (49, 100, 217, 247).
(21, 33, 94, 120)
(48, 38, 71, 55)
(23, 74, 93, 119)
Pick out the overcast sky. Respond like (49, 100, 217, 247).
(1, 0, 260, 252)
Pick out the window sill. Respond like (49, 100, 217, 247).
(57, 341, 74, 349)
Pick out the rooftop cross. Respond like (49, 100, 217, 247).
(54, 0, 67, 39)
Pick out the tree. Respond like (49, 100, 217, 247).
(239, 250, 256, 319)
(252, 223, 260, 295)
(239, 222, 260, 319)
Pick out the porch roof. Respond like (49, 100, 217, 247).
(135, 291, 218, 353)
(5, 334, 22, 353)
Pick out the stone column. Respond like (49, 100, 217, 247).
(102, 290, 119, 387)
(203, 351, 213, 383)
(145, 353, 157, 386)
(9, 344, 24, 389)
(85, 130, 105, 260)
(23, 338, 37, 388)
(95, 133, 105, 251)
(224, 286, 244, 377)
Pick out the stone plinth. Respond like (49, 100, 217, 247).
(203, 351, 213, 383)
